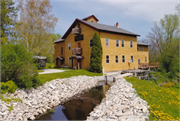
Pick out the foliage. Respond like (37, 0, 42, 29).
(161, 82, 175, 87)
(8, 104, 13, 111)
(0, 94, 23, 104)
(147, 14, 179, 80)
(125, 77, 179, 120)
(0, 0, 18, 45)
(14, 0, 58, 61)
(39, 63, 55, 69)
(38, 69, 102, 85)
(1, 81, 18, 94)
(1, 44, 42, 89)
(49, 108, 55, 113)
(89, 32, 103, 73)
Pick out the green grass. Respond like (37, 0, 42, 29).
(38, 69, 103, 85)
(125, 77, 179, 120)
(40, 63, 55, 69)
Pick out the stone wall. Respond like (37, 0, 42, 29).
(86, 78, 150, 121)
(0, 76, 98, 121)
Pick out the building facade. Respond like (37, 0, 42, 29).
(54, 15, 149, 72)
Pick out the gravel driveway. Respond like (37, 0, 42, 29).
(39, 69, 65, 74)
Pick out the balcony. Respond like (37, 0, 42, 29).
(72, 28, 80, 35)
(72, 48, 82, 55)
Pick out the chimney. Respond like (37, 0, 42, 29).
(116, 22, 119, 28)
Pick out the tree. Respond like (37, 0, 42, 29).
(146, 14, 179, 80)
(89, 32, 103, 73)
(0, 0, 18, 44)
(1, 44, 41, 89)
(14, 0, 58, 61)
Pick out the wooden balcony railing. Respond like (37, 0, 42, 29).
(72, 28, 80, 35)
(72, 48, 82, 55)
(138, 63, 160, 69)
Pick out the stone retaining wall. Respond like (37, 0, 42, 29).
(86, 78, 150, 121)
(0, 76, 98, 121)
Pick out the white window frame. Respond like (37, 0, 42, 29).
(68, 43, 71, 50)
(106, 55, 109, 63)
(89, 39, 92, 47)
(68, 57, 71, 64)
(130, 41, 133, 48)
(115, 55, 118, 63)
(138, 59, 141, 64)
(131, 55, 134, 62)
(105, 38, 109, 46)
(121, 40, 124, 47)
(145, 57, 147, 62)
(142, 47, 144, 51)
(122, 55, 125, 63)
(116, 39, 119, 47)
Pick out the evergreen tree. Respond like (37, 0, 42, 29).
(89, 32, 103, 73)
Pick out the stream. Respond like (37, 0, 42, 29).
(35, 86, 106, 120)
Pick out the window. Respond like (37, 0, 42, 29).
(115, 55, 118, 63)
(68, 43, 71, 50)
(131, 55, 134, 62)
(106, 38, 109, 46)
(137, 46, 139, 51)
(130, 41, 133, 48)
(142, 47, 143, 51)
(68, 57, 71, 64)
(106, 55, 109, 63)
(91, 20, 93, 23)
(145, 57, 147, 62)
(138, 59, 140, 64)
(121, 40, 124, 47)
(122, 55, 125, 63)
(90, 39, 92, 47)
(61, 47, 63, 55)
(116, 39, 119, 47)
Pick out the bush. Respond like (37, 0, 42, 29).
(161, 82, 175, 87)
(1, 44, 42, 89)
(1, 81, 18, 94)
(89, 32, 103, 73)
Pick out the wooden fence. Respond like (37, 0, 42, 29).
(138, 63, 160, 69)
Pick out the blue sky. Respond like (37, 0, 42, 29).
(50, 0, 178, 40)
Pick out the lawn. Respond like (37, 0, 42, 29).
(38, 69, 103, 85)
(125, 77, 179, 120)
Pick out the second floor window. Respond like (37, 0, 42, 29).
(130, 41, 133, 48)
(106, 38, 109, 46)
(116, 39, 119, 47)
(115, 55, 118, 63)
(68, 43, 71, 50)
(122, 55, 125, 63)
(90, 39, 92, 47)
(106, 55, 109, 63)
(145, 57, 147, 62)
(131, 55, 134, 62)
(137, 46, 139, 51)
(61, 47, 63, 55)
(121, 40, 124, 47)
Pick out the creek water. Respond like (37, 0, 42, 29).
(34, 86, 108, 120)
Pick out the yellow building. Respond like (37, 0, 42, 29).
(54, 15, 149, 72)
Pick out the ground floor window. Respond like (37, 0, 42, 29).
(106, 55, 109, 63)
(68, 57, 71, 64)
(115, 55, 118, 63)
(145, 57, 147, 62)
(122, 55, 125, 63)
(131, 55, 134, 62)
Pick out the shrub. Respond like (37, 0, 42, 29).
(1, 81, 18, 94)
(161, 82, 175, 87)
(1, 44, 41, 89)
(89, 32, 103, 73)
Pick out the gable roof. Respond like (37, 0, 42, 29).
(82, 15, 99, 22)
(137, 41, 150, 46)
(61, 16, 140, 40)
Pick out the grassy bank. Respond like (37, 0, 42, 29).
(38, 69, 103, 85)
(125, 77, 179, 120)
